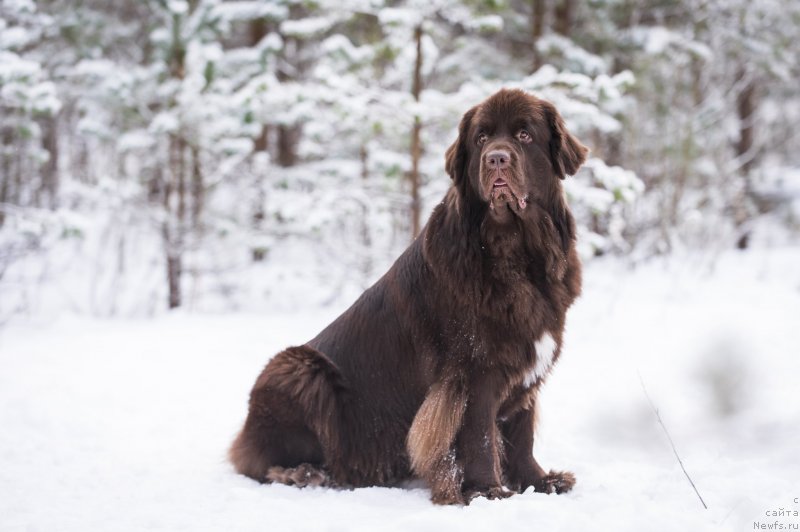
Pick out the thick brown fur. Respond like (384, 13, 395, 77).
(230, 89, 588, 504)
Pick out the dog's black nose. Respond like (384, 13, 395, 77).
(486, 150, 510, 170)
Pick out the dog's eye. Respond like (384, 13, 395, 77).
(517, 130, 532, 143)
(477, 133, 488, 146)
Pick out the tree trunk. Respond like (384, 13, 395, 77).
(251, 126, 269, 262)
(12, 128, 22, 206)
(163, 140, 181, 309)
(250, 19, 270, 261)
(359, 143, 372, 278)
(249, 17, 269, 161)
(174, 136, 185, 222)
(275, 26, 301, 168)
(0, 126, 12, 228)
(554, 0, 574, 36)
(40, 114, 59, 210)
(254, 125, 269, 153)
(736, 71, 756, 176)
(733, 68, 758, 249)
(277, 125, 298, 167)
(408, 24, 423, 240)
(530, 0, 545, 72)
(360, 143, 369, 181)
(166, 252, 182, 309)
(172, 136, 187, 309)
(75, 137, 90, 184)
(250, 17, 267, 46)
(163, 8, 188, 310)
(190, 144, 202, 230)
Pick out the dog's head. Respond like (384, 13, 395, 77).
(445, 89, 588, 222)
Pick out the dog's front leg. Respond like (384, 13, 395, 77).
(501, 401, 576, 495)
(457, 373, 513, 502)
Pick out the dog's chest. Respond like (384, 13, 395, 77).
(521, 331, 558, 387)
(480, 267, 561, 360)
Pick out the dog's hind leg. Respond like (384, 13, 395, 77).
(229, 345, 345, 485)
(228, 388, 324, 483)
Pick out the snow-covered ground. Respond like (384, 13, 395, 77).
(1, 247, 799, 532)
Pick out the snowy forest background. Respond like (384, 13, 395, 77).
(2, 0, 799, 319)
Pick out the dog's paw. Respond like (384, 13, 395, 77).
(534, 470, 575, 494)
(266, 463, 332, 488)
(463, 486, 516, 504)
(431, 489, 466, 506)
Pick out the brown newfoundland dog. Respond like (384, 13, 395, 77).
(230, 88, 588, 505)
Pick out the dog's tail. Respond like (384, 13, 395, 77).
(406, 377, 468, 503)
(229, 345, 346, 485)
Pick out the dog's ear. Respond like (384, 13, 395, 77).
(543, 101, 588, 179)
(445, 106, 477, 186)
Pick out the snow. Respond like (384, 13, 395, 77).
(535, 35, 608, 76)
(280, 17, 337, 39)
(0, 51, 40, 83)
(167, 0, 189, 16)
(148, 112, 180, 135)
(466, 15, 503, 33)
(377, 7, 423, 28)
(1, 247, 799, 531)
(117, 130, 156, 152)
(572, 158, 645, 207)
(630, 26, 713, 61)
(3, 0, 36, 14)
(0, 26, 31, 50)
(209, 2, 288, 24)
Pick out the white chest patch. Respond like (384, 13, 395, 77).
(523, 332, 558, 388)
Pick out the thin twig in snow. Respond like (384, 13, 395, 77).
(637, 370, 708, 510)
